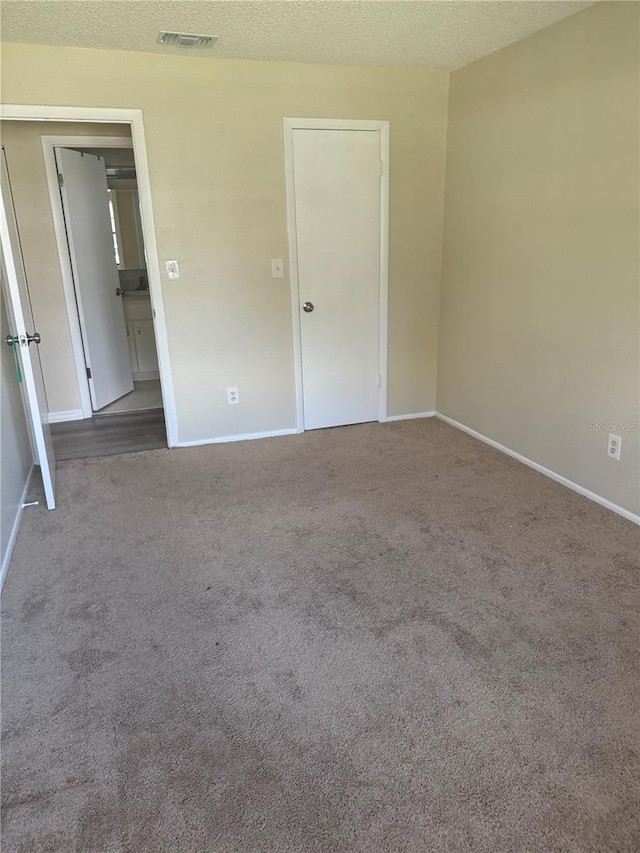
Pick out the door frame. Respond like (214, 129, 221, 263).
(42, 135, 135, 420)
(283, 117, 390, 431)
(0, 105, 178, 447)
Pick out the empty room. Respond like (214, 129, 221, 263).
(1, 1, 638, 850)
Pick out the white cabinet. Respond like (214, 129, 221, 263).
(133, 320, 159, 373)
(123, 295, 159, 379)
(126, 322, 137, 371)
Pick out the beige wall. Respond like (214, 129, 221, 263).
(437, 2, 639, 515)
(0, 121, 132, 414)
(1, 44, 449, 440)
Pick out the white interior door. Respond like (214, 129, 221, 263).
(55, 148, 133, 411)
(1, 150, 56, 510)
(292, 129, 381, 430)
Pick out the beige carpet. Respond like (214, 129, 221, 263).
(2, 419, 639, 852)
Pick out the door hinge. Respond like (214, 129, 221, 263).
(86, 367, 92, 379)
(378, 160, 384, 176)
(57, 172, 64, 188)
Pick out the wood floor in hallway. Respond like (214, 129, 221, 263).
(50, 409, 166, 460)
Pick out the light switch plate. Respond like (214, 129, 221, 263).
(165, 260, 180, 280)
(271, 259, 284, 279)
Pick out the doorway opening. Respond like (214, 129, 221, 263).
(46, 137, 162, 423)
(1, 107, 176, 479)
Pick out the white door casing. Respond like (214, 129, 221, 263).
(284, 118, 389, 432)
(55, 147, 134, 411)
(0, 149, 56, 509)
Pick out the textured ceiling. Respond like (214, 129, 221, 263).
(0, 1, 595, 71)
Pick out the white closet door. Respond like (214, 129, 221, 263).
(292, 129, 380, 430)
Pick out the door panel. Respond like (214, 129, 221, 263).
(292, 129, 380, 430)
(1, 149, 56, 509)
(55, 148, 134, 411)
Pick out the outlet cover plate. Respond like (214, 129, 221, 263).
(607, 433, 621, 460)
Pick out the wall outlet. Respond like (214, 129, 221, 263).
(227, 386, 239, 405)
(607, 433, 621, 460)
(165, 260, 180, 280)
(271, 259, 284, 279)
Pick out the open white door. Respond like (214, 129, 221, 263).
(1, 150, 56, 510)
(55, 147, 133, 411)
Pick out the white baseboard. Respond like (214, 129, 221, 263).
(178, 415, 437, 448)
(1, 468, 33, 592)
(436, 413, 640, 526)
(384, 411, 435, 422)
(133, 371, 160, 381)
(47, 409, 84, 424)
(177, 427, 300, 448)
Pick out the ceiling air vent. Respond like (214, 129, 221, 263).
(157, 31, 218, 49)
